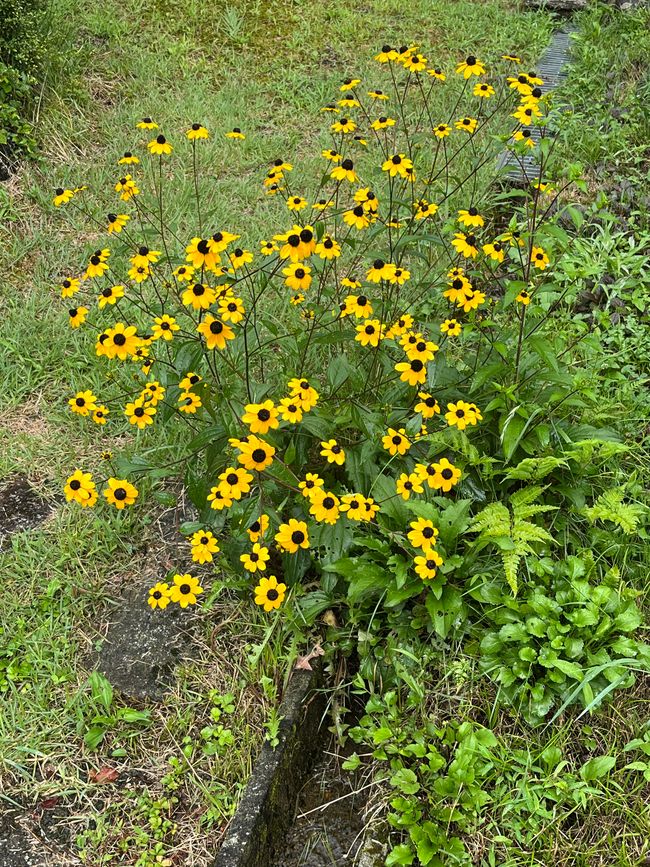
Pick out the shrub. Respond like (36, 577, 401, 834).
(0, 0, 47, 164)
(52, 43, 647, 735)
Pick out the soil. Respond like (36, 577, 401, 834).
(0, 476, 57, 551)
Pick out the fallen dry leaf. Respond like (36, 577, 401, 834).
(295, 644, 325, 671)
(89, 767, 119, 784)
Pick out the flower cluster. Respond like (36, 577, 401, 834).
(56, 44, 556, 612)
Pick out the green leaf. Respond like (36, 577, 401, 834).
(386, 844, 415, 866)
(528, 334, 559, 372)
(580, 755, 616, 781)
(390, 768, 420, 795)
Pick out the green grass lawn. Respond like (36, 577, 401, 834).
(1, 0, 649, 864)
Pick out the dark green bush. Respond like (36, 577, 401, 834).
(0, 0, 48, 165)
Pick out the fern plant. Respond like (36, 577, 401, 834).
(584, 487, 647, 534)
(467, 486, 557, 594)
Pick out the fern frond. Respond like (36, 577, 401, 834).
(515, 504, 558, 520)
(509, 485, 547, 507)
(584, 488, 647, 535)
(502, 550, 521, 595)
(468, 502, 510, 536)
(504, 457, 569, 481)
(513, 522, 554, 547)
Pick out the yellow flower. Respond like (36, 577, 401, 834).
(207, 487, 233, 511)
(237, 436, 275, 472)
(309, 490, 340, 524)
(248, 514, 270, 543)
(179, 391, 202, 413)
(53, 187, 75, 207)
(287, 195, 308, 212)
(455, 116, 478, 134)
(64, 469, 98, 507)
(59, 277, 81, 298)
(182, 282, 216, 310)
(531, 246, 550, 269)
(197, 315, 235, 350)
(229, 247, 253, 270)
(92, 405, 109, 424)
(283, 262, 312, 291)
(278, 397, 304, 423)
(125, 399, 156, 429)
(68, 305, 89, 328)
(148, 583, 171, 610)
(219, 295, 245, 323)
(98, 284, 124, 308)
(226, 127, 245, 139)
(115, 174, 139, 201)
(445, 401, 479, 431)
(452, 232, 479, 259)
(187, 122, 209, 140)
(440, 319, 462, 337)
(242, 400, 279, 434)
(355, 319, 385, 347)
(275, 519, 309, 553)
(382, 153, 413, 178)
(152, 315, 180, 341)
(473, 82, 495, 98)
(107, 213, 130, 233)
(320, 439, 345, 465)
(142, 381, 166, 405)
(414, 551, 444, 580)
(382, 428, 411, 456)
(458, 208, 484, 228)
(455, 55, 485, 78)
(218, 467, 253, 500)
(103, 478, 139, 509)
(395, 358, 427, 386)
(418, 457, 462, 492)
(396, 472, 423, 500)
(298, 473, 324, 499)
(191, 530, 220, 563)
(407, 517, 439, 550)
(186, 237, 221, 270)
(104, 322, 140, 360)
(179, 371, 201, 391)
(169, 574, 203, 607)
(516, 289, 532, 305)
(315, 236, 341, 260)
(331, 158, 358, 183)
(331, 117, 356, 134)
(254, 575, 286, 612)
(415, 392, 440, 418)
(69, 390, 98, 416)
(343, 206, 370, 230)
(288, 378, 319, 410)
(240, 543, 270, 573)
(147, 134, 173, 155)
(433, 123, 451, 139)
(118, 152, 139, 165)
(483, 241, 505, 262)
(340, 494, 368, 521)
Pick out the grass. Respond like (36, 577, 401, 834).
(1, 0, 649, 865)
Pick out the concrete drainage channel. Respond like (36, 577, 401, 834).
(213, 665, 381, 867)
(213, 667, 327, 867)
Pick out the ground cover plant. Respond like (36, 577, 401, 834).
(1, 1, 649, 865)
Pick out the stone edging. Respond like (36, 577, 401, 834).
(212, 667, 326, 867)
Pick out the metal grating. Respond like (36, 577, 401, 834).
(496, 26, 577, 185)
